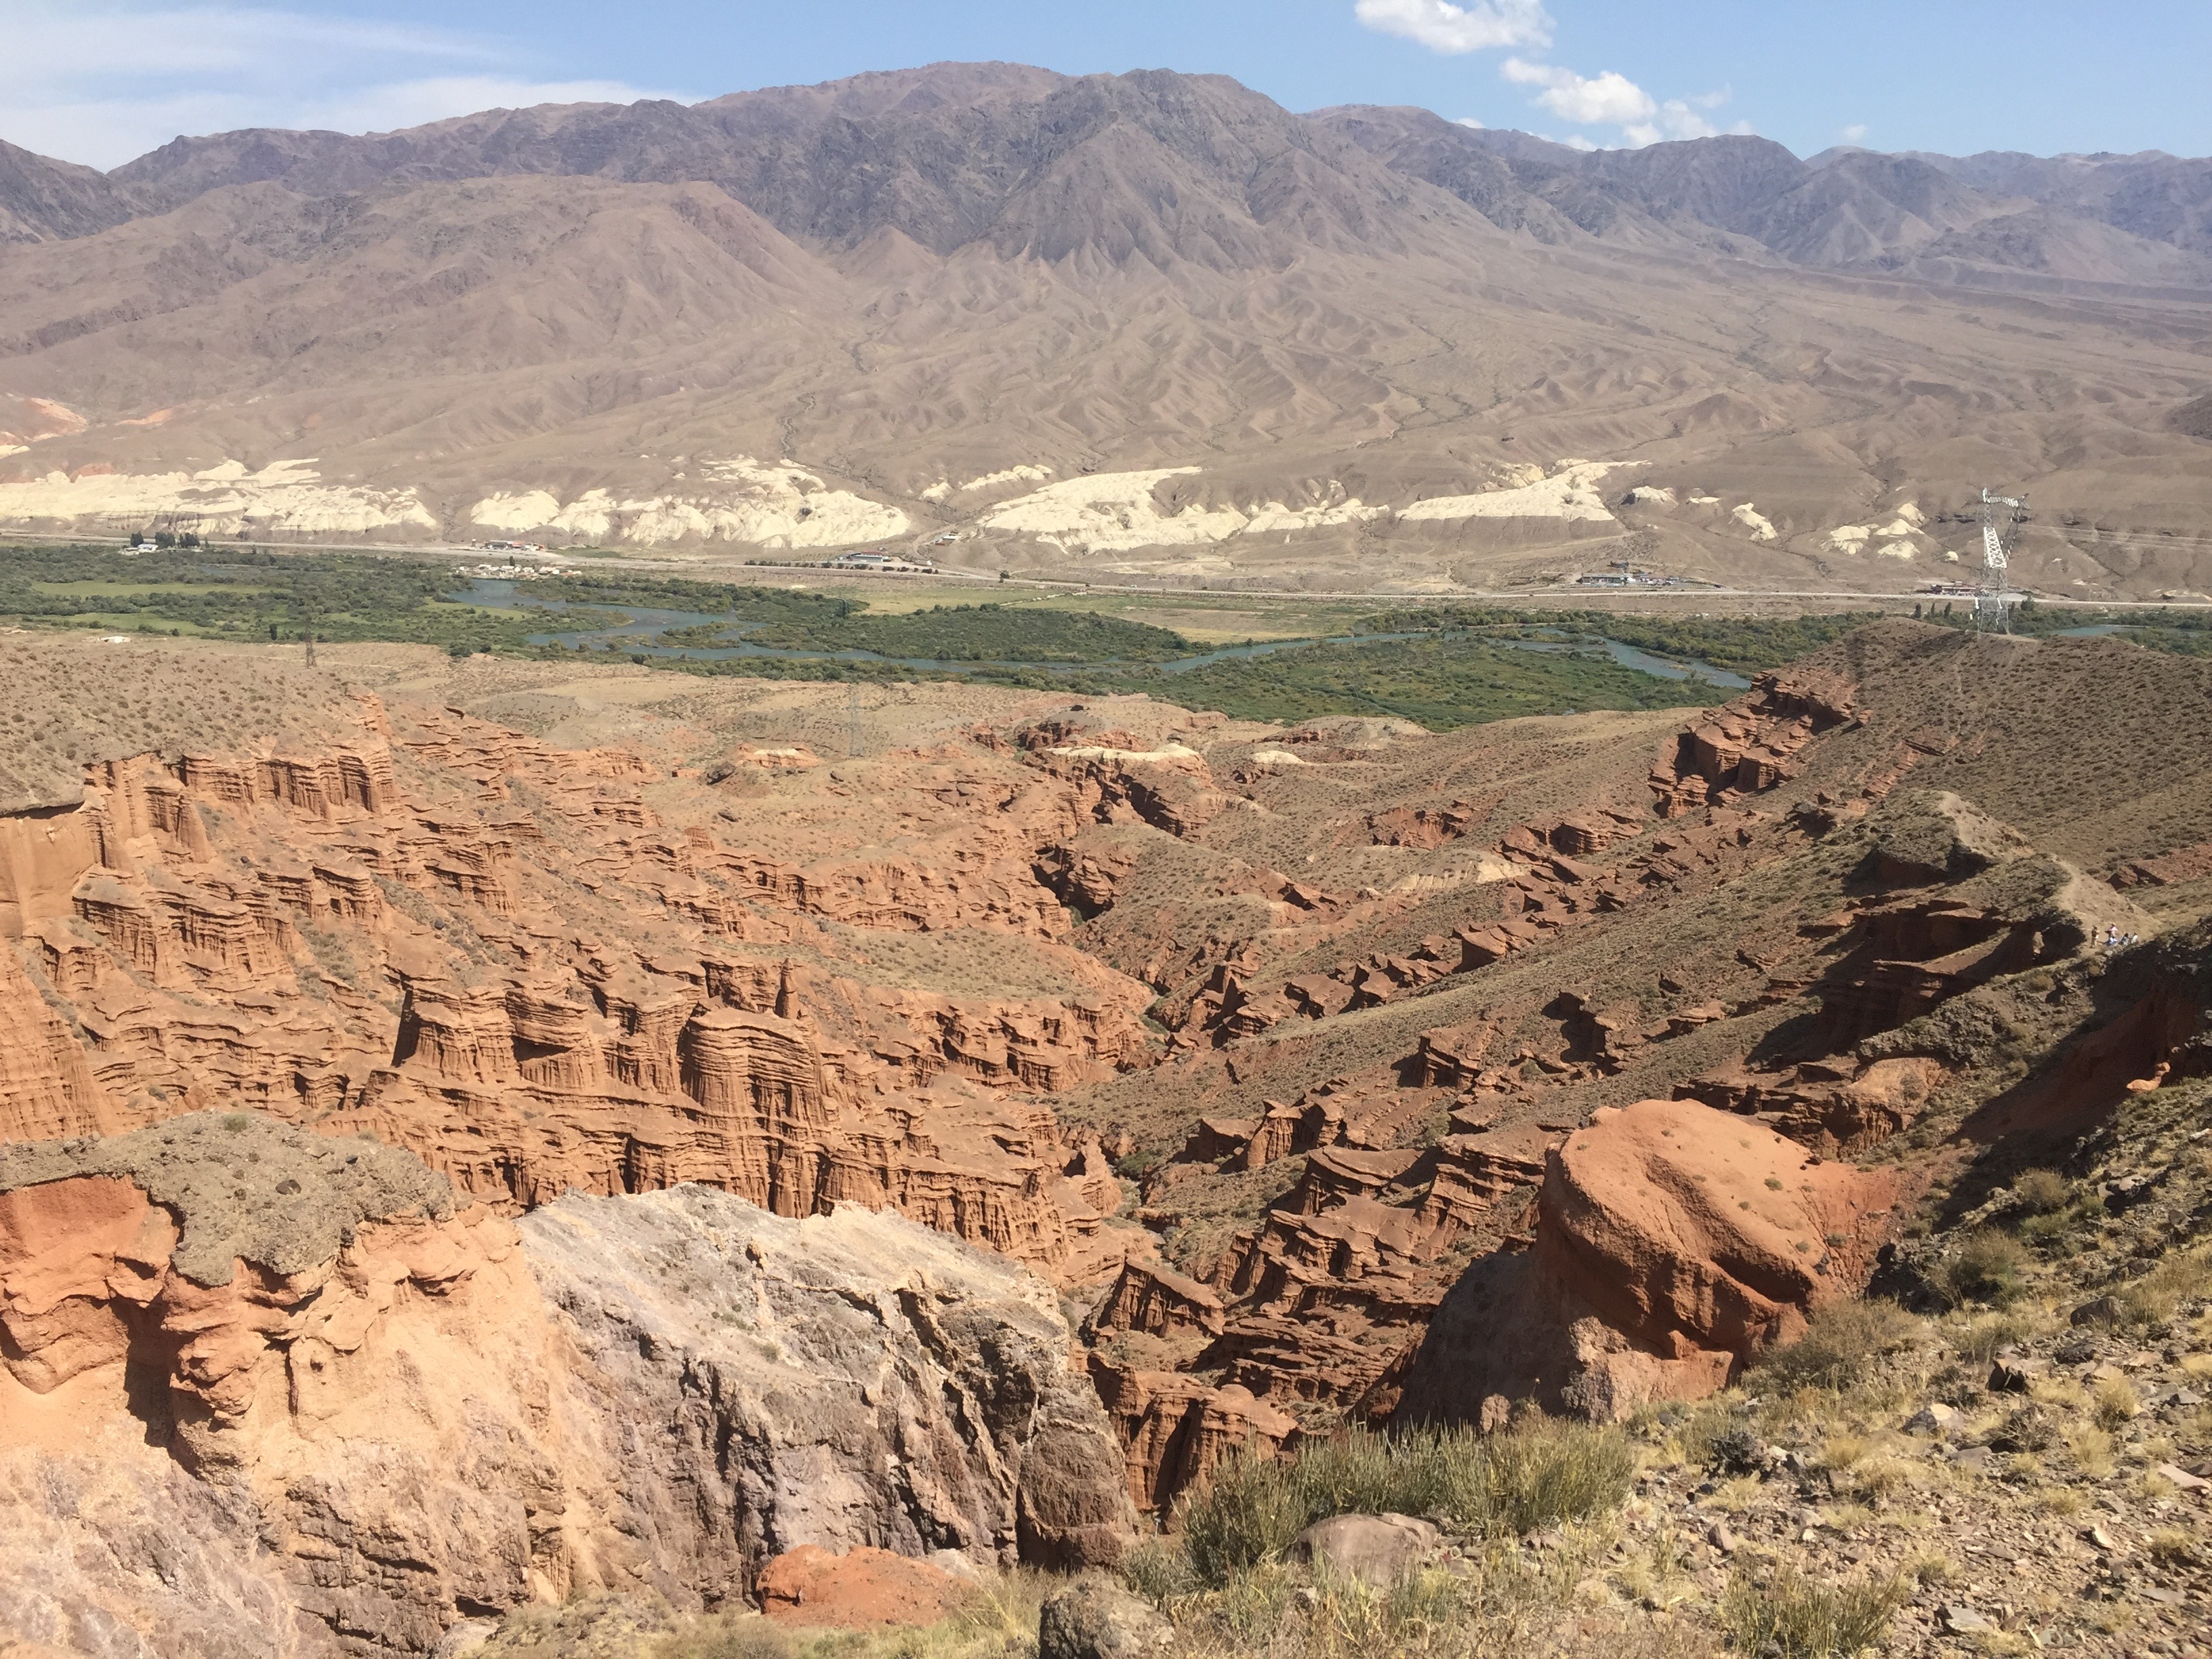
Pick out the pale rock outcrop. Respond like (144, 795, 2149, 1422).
(523, 1184, 1138, 1580)
(0, 1119, 1135, 1656)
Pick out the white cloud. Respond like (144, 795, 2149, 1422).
(1495, 54, 1750, 149)
(1501, 58, 1656, 126)
(1620, 99, 1734, 146)
(1355, 0, 1554, 55)
(1842, 123, 1870, 144)
(0, 2, 689, 168)
(1454, 117, 1488, 129)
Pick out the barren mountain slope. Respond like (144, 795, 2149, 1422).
(1893, 146, 2212, 256)
(1, 67, 2209, 595)
(0, 139, 139, 244)
(1366, 115, 2212, 288)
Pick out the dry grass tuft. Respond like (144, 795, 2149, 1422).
(2010, 1169, 2071, 1214)
(1719, 1566, 1910, 1658)
(2091, 1377, 2141, 1430)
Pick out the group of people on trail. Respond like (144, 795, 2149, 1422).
(2104, 926, 2142, 950)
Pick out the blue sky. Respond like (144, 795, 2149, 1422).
(9, 0, 2209, 171)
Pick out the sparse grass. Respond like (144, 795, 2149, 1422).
(1948, 1307, 2043, 1363)
(1835, 1454, 1917, 1502)
(2118, 1244, 2212, 1326)
(2030, 1374, 2088, 1411)
(1124, 1536, 1204, 1605)
(1173, 1421, 1634, 1586)
(1908, 1552, 1962, 1587)
(1719, 1566, 1910, 1658)
(655, 1615, 795, 1659)
(1936, 1230, 2033, 1308)
(2065, 1425, 2116, 1478)
(1819, 1432, 1872, 1472)
(1705, 1475, 1767, 1513)
(1753, 1300, 1921, 1393)
(2148, 1527, 2198, 1565)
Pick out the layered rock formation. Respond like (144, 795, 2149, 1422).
(1054, 626, 2207, 1486)
(0, 676, 1169, 1282)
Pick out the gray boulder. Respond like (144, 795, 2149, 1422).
(1288, 1513, 1441, 1586)
(1038, 1578, 1175, 1659)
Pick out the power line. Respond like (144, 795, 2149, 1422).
(1975, 488, 2028, 633)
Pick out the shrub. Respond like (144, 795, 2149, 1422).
(2018, 1197, 2098, 1253)
(2011, 1169, 2070, 1214)
(1753, 1298, 1921, 1392)
(1177, 1450, 1309, 1582)
(1172, 1420, 1633, 1586)
(655, 1616, 795, 1659)
(1721, 1567, 1911, 1658)
(1934, 1229, 2032, 1307)
(222, 1112, 253, 1132)
(1704, 1427, 1765, 1477)
(1123, 1536, 1203, 1603)
(1467, 1419, 1635, 1536)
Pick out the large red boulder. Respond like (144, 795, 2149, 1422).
(1399, 1099, 1900, 1423)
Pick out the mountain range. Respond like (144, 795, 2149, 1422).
(1, 64, 2209, 596)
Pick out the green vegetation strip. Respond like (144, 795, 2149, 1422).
(0, 546, 614, 653)
(11, 546, 2205, 732)
(1159, 635, 1719, 726)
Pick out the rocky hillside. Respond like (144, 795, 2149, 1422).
(0, 620, 2208, 1654)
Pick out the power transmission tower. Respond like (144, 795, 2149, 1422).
(1975, 489, 2028, 633)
